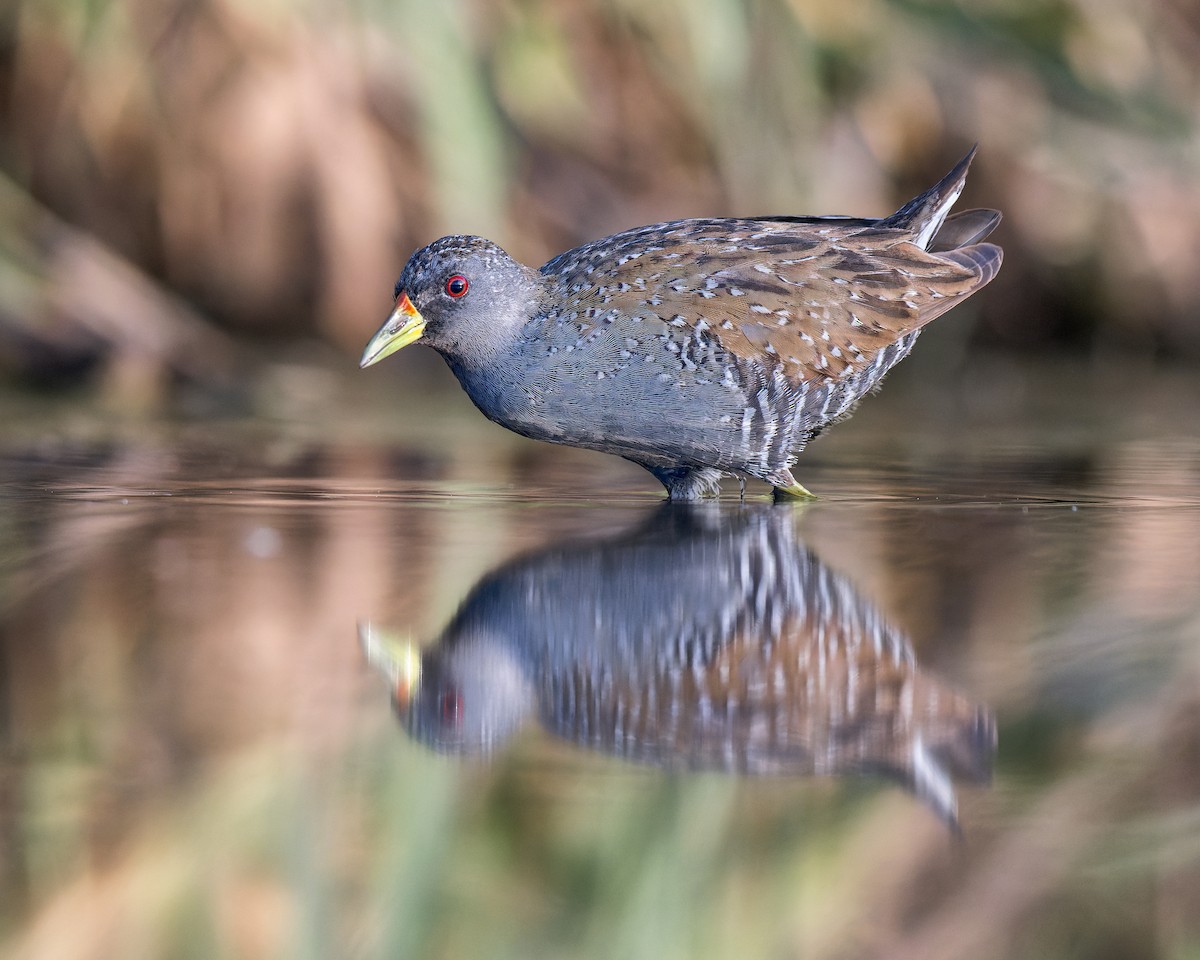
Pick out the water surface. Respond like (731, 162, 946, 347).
(2, 359, 1199, 959)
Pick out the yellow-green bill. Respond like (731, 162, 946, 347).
(360, 291, 426, 368)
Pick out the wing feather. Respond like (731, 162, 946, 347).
(543, 217, 999, 384)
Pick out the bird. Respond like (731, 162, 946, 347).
(360, 504, 995, 827)
(360, 148, 1002, 500)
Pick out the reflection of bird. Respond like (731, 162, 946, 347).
(361, 150, 1000, 499)
(362, 505, 994, 825)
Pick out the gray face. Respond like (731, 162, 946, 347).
(399, 632, 534, 754)
(396, 236, 544, 365)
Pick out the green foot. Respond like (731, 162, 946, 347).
(773, 481, 818, 502)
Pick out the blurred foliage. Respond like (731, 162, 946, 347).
(0, 0, 1198, 400)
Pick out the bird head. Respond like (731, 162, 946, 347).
(359, 621, 534, 754)
(360, 236, 544, 369)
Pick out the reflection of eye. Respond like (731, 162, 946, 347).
(445, 275, 468, 298)
(440, 690, 463, 725)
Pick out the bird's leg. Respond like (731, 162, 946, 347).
(641, 464, 724, 500)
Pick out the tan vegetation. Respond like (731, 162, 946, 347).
(1, 0, 1199, 401)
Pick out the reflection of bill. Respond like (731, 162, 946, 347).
(361, 505, 994, 827)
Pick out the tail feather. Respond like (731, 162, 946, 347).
(881, 145, 978, 249)
(930, 208, 1002, 251)
(945, 242, 1003, 288)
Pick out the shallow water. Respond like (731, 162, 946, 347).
(2, 359, 1200, 959)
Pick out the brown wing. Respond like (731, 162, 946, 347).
(571, 611, 991, 782)
(544, 218, 1000, 383)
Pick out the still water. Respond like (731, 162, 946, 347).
(2, 359, 1200, 959)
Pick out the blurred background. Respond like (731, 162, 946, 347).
(3, 3, 1200, 960)
(1, 0, 1198, 412)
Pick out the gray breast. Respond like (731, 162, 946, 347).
(469, 317, 796, 473)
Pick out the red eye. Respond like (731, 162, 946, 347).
(440, 691, 463, 725)
(445, 275, 468, 298)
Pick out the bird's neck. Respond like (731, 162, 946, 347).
(442, 349, 527, 426)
